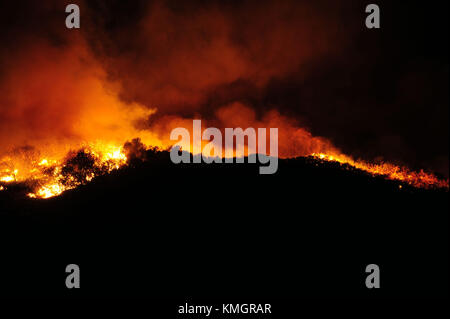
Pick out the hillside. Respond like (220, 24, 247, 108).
(0, 149, 448, 298)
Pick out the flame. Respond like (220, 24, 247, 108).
(0, 143, 129, 199)
(310, 153, 449, 189)
(28, 183, 66, 199)
(1, 136, 448, 200)
(1, 175, 15, 183)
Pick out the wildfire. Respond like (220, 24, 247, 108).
(0, 143, 128, 199)
(310, 153, 449, 189)
(1, 140, 448, 200)
(0, 169, 18, 183)
(27, 183, 66, 199)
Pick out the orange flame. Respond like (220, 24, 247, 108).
(0, 143, 129, 199)
(1, 137, 447, 200)
(310, 153, 449, 189)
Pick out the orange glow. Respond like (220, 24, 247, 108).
(310, 153, 449, 189)
(1, 137, 448, 199)
(0, 36, 446, 199)
(1, 143, 130, 199)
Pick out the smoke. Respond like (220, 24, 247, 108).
(149, 102, 336, 158)
(0, 0, 448, 176)
(83, 0, 350, 158)
(85, 0, 349, 114)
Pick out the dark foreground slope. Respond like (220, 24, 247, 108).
(0, 150, 448, 299)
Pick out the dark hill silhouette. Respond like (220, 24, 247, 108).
(0, 147, 448, 298)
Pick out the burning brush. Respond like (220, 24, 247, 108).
(1, 140, 448, 199)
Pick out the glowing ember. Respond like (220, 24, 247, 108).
(28, 183, 66, 199)
(1, 139, 448, 199)
(311, 153, 449, 189)
(1, 175, 15, 183)
(0, 143, 129, 199)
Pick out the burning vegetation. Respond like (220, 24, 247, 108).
(1, 143, 127, 198)
(0, 1, 447, 199)
(0, 138, 448, 199)
(309, 153, 449, 189)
